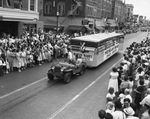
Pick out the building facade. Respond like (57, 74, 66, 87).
(0, 0, 40, 37)
(114, 0, 126, 23)
(40, 0, 126, 33)
(125, 4, 134, 21)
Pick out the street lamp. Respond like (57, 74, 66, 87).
(56, 11, 59, 33)
(93, 8, 97, 34)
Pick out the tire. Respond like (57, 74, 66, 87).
(79, 66, 86, 75)
(47, 70, 54, 80)
(63, 73, 71, 84)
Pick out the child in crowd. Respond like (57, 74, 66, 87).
(105, 101, 115, 114)
(106, 87, 116, 102)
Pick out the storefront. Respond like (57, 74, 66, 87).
(0, 21, 18, 37)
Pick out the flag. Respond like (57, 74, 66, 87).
(6, 0, 11, 6)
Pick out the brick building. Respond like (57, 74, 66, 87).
(125, 4, 134, 21)
(39, 0, 126, 34)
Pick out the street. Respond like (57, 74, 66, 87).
(0, 32, 148, 119)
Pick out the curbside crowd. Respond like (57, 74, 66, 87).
(0, 30, 85, 76)
(98, 32, 150, 119)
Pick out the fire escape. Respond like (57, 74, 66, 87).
(61, 0, 82, 23)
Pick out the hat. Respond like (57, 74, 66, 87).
(144, 96, 150, 106)
(144, 62, 149, 66)
(124, 107, 135, 116)
(119, 93, 125, 98)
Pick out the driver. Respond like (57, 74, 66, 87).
(63, 53, 75, 67)
(75, 54, 83, 67)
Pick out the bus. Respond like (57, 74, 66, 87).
(70, 32, 124, 67)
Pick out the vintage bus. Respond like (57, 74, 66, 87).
(70, 32, 124, 67)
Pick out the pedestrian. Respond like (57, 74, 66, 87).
(140, 96, 150, 119)
(106, 101, 115, 114)
(106, 87, 116, 102)
(120, 76, 130, 93)
(112, 99, 126, 119)
(108, 67, 119, 94)
(134, 79, 147, 109)
(98, 109, 106, 119)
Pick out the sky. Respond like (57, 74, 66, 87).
(125, 0, 150, 20)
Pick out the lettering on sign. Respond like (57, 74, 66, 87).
(73, 53, 93, 61)
(104, 45, 119, 60)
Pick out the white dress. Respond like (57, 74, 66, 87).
(108, 71, 119, 93)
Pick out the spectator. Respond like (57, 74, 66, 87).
(124, 89, 133, 103)
(105, 113, 113, 119)
(106, 87, 116, 102)
(108, 67, 119, 93)
(98, 109, 106, 119)
(120, 76, 130, 93)
(140, 96, 150, 119)
(112, 99, 126, 119)
(105, 101, 115, 114)
(124, 106, 139, 119)
(134, 79, 147, 108)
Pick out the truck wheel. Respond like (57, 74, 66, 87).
(63, 73, 71, 84)
(47, 70, 54, 80)
(79, 66, 86, 75)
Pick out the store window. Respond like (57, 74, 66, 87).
(57, 2, 65, 15)
(23, 24, 36, 34)
(44, 2, 52, 14)
(0, 0, 3, 7)
(30, 0, 35, 11)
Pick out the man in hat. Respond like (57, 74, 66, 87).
(123, 106, 139, 119)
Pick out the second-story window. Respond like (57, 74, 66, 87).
(30, 0, 35, 11)
(71, 4, 79, 15)
(57, 2, 65, 15)
(44, 2, 52, 14)
(14, 0, 20, 9)
(0, 0, 3, 7)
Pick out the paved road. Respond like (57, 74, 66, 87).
(0, 32, 148, 119)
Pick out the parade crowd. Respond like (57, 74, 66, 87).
(0, 30, 85, 76)
(98, 32, 150, 119)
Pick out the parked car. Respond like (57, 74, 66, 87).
(47, 61, 86, 84)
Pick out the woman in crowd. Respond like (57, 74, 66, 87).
(108, 67, 119, 94)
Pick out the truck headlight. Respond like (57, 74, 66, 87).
(61, 68, 64, 72)
(51, 66, 55, 70)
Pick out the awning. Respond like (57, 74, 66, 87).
(44, 25, 64, 29)
(68, 25, 84, 30)
(0, 17, 37, 23)
(44, 25, 56, 29)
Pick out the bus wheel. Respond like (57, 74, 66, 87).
(63, 73, 71, 84)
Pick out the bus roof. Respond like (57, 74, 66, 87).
(71, 32, 124, 42)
